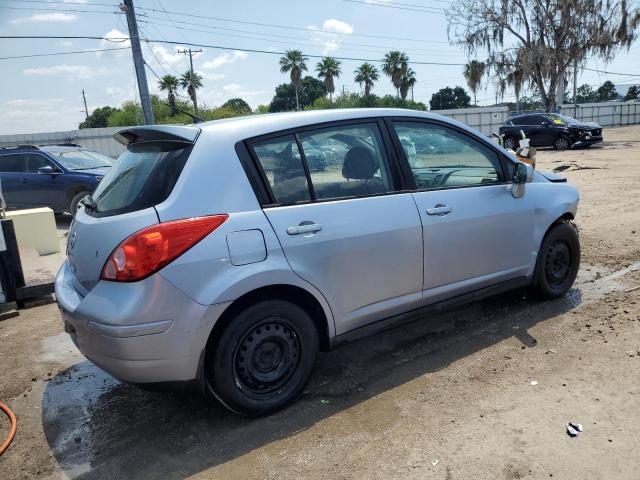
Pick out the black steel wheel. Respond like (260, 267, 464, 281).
(207, 299, 318, 416)
(534, 222, 580, 299)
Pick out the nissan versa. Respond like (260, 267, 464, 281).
(56, 109, 580, 415)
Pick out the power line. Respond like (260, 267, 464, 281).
(133, 5, 451, 44)
(344, 0, 447, 14)
(0, 5, 120, 14)
(0, 35, 468, 66)
(0, 47, 129, 60)
(9, 0, 117, 6)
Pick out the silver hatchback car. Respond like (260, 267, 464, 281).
(56, 109, 580, 415)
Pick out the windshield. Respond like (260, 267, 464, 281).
(547, 114, 579, 125)
(89, 141, 190, 216)
(47, 149, 113, 170)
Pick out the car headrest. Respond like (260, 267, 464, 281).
(342, 147, 377, 180)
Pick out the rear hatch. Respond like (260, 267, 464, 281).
(66, 125, 199, 292)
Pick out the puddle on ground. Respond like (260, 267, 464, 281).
(43, 361, 120, 478)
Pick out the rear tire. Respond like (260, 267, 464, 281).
(206, 299, 319, 416)
(533, 222, 580, 299)
(69, 191, 90, 216)
(554, 136, 570, 150)
(503, 136, 517, 151)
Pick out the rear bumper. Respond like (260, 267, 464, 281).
(55, 260, 231, 384)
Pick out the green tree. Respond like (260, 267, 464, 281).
(463, 60, 486, 106)
(354, 63, 379, 97)
(157, 74, 179, 111)
(107, 101, 143, 126)
(429, 86, 471, 110)
(255, 104, 269, 113)
(399, 67, 417, 101)
(279, 49, 308, 110)
(624, 85, 639, 101)
(449, 0, 640, 112)
(268, 76, 325, 112)
(221, 98, 251, 114)
(79, 106, 120, 129)
(180, 70, 203, 115)
(316, 57, 342, 101)
(382, 51, 409, 97)
(308, 92, 427, 111)
(576, 84, 598, 103)
(596, 81, 618, 101)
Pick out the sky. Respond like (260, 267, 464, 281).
(0, 0, 639, 134)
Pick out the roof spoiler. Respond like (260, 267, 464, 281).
(114, 125, 200, 146)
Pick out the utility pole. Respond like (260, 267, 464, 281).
(178, 48, 203, 116)
(81, 89, 89, 120)
(121, 0, 154, 125)
(573, 59, 578, 113)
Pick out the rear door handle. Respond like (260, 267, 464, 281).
(20, 179, 29, 184)
(287, 223, 323, 235)
(426, 204, 452, 216)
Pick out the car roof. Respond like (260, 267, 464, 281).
(195, 108, 478, 143)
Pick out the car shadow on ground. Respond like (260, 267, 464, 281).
(42, 287, 582, 479)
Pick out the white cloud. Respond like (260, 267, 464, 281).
(200, 72, 226, 81)
(149, 44, 197, 68)
(322, 19, 353, 34)
(199, 83, 266, 107)
(23, 64, 96, 80)
(6, 98, 65, 108)
(11, 13, 77, 24)
(97, 29, 130, 57)
(59, 40, 73, 47)
(63, 0, 88, 3)
(0, 98, 82, 135)
(201, 51, 248, 70)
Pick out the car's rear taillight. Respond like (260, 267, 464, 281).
(101, 215, 228, 282)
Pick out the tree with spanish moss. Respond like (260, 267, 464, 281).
(448, 0, 640, 112)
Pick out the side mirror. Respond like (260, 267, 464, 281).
(512, 162, 528, 184)
(541, 121, 549, 126)
(37, 165, 55, 175)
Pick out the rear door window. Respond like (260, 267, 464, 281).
(26, 154, 53, 173)
(89, 141, 191, 216)
(0, 153, 27, 173)
(298, 123, 393, 200)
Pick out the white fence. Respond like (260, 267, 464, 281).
(559, 101, 640, 127)
(432, 106, 510, 136)
(0, 126, 126, 158)
(1, 102, 637, 157)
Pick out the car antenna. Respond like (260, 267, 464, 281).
(162, 103, 203, 124)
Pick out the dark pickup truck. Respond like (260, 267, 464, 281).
(499, 113, 603, 151)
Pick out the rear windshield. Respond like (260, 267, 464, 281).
(88, 141, 191, 217)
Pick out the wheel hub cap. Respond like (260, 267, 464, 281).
(234, 320, 300, 395)
(544, 240, 571, 286)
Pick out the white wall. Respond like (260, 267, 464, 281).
(0, 126, 127, 158)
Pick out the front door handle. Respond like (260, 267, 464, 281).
(20, 179, 29, 184)
(426, 204, 452, 216)
(287, 223, 323, 235)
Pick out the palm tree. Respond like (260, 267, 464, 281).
(279, 49, 308, 110)
(354, 63, 379, 96)
(399, 68, 417, 102)
(316, 57, 342, 101)
(158, 74, 179, 110)
(382, 51, 409, 97)
(463, 60, 486, 106)
(180, 70, 203, 115)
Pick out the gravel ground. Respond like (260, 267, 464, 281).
(0, 126, 639, 480)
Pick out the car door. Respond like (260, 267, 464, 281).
(528, 115, 554, 147)
(248, 121, 423, 335)
(21, 153, 66, 210)
(0, 153, 28, 208)
(388, 119, 536, 304)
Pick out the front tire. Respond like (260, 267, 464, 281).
(533, 222, 580, 299)
(207, 300, 319, 416)
(554, 136, 570, 150)
(69, 191, 90, 216)
(503, 136, 517, 151)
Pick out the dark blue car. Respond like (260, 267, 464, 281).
(0, 144, 112, 215)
